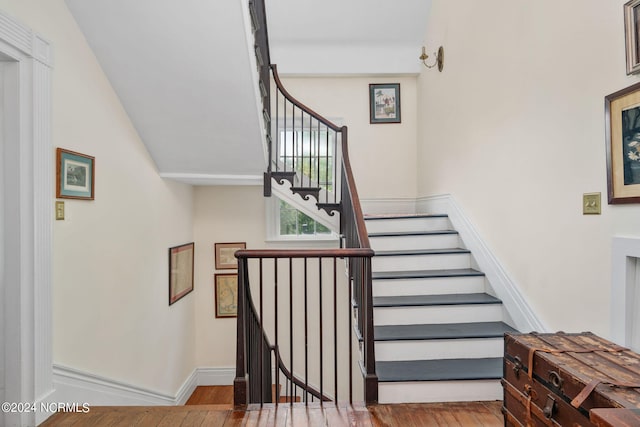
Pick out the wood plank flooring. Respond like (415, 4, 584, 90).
(41, 386, 504, 426)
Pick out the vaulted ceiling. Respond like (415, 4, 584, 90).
(64, 0, 430, 185)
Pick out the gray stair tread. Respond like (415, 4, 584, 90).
(373, 293, 501, 307)
(375, 321, 517, 341)
(375, 248, 470, 256)
(373, 268, 484, 280)
(364, 214, 448, 221)
(376, 358, 503, 382)
(369, 230, 458, 237)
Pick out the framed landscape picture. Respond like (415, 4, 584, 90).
(214, 273, 238, 318)
(214, 242, 245, 270)
(169, 242, 194, 305)
(369, 83, 401, 124)
(605, 81, 640, 204)
(56, 148, 95, 200)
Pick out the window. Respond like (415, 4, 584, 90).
(278, 200, 330, 236)
(278, 127, 336, 196)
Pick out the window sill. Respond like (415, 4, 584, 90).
(265, 234, 341, 248)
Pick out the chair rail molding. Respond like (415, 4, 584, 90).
(417, 194, 548, 333)
(0, 9, 53, 427)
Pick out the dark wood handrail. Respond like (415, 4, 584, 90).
(339, 129, 371, 250)
(270, 65, 343, 133)
(236, 248, 374, 259)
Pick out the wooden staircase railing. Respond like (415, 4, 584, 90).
(234, 0, 377, 406)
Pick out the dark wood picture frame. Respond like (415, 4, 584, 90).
(625, 0, 640, 75)
(605, 81, 640, 204)
(214, 273, 238, 318)
(169, 242, 194, 305)
(369, 83, 401, 124)
(214, 242, 245, 270)
(56, 148, 95, 200)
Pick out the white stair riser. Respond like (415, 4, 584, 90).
(372, 253, 471, 272)
(378, 380, 503, 403)
(373, 304, 504, 326)
(373, 276, 486, 296)
(365, 217, 450, 234)
(370, 234, 460, 252)
(375, 338, 504, 361)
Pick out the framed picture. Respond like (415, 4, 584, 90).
(214, 273, 238, 318)
(625, 0, 640, 75)
(214, 242, 245, 270)
(169, 242, 194, 305)
(56, 148, 95, 200)
(605, 81, 640, 204)
(369, 83, 401, 124)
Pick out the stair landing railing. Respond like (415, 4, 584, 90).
(234, 0, 377, 406)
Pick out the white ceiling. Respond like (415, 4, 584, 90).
(266, 0, 431, 75)
(64, 0, 430, 184)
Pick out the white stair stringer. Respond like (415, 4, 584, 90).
(366, 214, 517, 404)
(271, 176, 339, 232)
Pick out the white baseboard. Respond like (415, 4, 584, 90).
(195, 367, 236, 387)
(48, 365, 236, 410)
(417, 194, 548, 333)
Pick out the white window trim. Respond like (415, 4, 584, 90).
(264, 196, 340, 246)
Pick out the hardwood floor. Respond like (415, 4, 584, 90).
(40, 386, 504, 426)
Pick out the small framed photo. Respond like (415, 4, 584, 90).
(215, 242, 245, 270)
(56, 148, 95, 200)
(625, 0, 640, 75)
(214, 273, 238, 318)
(605, 81, 640, 204)
(169, 242, 194, 305)
(369, 83, 401, 124)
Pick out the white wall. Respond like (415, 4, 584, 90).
(280, 76, 418, 202)
(0, 0, 196, 395)
(417, 0, 639, 336)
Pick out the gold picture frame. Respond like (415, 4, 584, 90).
(605, 82, 640, 204)
(214, 273, 238, 318)
(169, 242, 194, 305)
(214, 242, 245, 270)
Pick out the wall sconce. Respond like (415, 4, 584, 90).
(419, 46, 444, 72)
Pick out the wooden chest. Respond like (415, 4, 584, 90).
(502, 332, 640, 427)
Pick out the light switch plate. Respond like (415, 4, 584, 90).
(583, 192, 601, 215)
(55, 201, 65, 220)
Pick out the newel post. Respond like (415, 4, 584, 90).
(363, 256, 379, 404)
(233, 256, 248, 406)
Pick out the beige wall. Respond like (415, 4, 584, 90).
(417, 0, 638, 336)
(0, 0, 196, 393)
(193, 186, 266, 367)
(280, 76, 418, 201)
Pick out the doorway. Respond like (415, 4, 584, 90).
(0, 16, 54, 425)
(0, 58, 5, 408)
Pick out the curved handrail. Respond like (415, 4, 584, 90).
(269, 67, 371, 251)
(271, 65, 343, 133)
(240, 253, 334, 404)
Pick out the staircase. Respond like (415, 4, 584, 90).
(366, 214, 517, 403)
